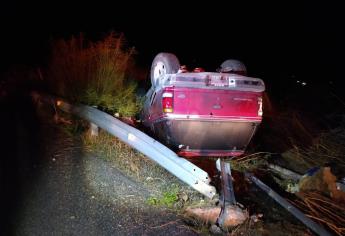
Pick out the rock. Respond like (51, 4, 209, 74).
(179, 192, 188, 202)
(185, 205, 248, 227)
(209, 224, 222, 234)
(298, 167, 345, 203)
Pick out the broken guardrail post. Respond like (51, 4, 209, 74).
(245, 173, 332, 236)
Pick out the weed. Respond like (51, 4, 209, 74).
(61, 118, 87, 137)
(280, 127, 345, 175)
(230, 152, 271, 172)
(46, 32, 141, 117)
(161, 190, 179, 207)
(82, 130, 204, 207)
(147, 197, 159, 205)
(147, 184, 180, 207)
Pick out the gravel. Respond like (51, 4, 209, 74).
(5, 99, 199, 236)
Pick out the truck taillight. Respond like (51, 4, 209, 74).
(258, 97, 263, 116)
(162, 92, 173, 113)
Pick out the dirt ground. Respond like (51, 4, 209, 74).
(1, 95, 199, 236)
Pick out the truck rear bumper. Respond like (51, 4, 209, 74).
(153, 117, 260, 157)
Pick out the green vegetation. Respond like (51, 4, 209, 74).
(46, 32, 140, 117)
(43, 33, 345, 234)
(59, 117, 86, 136)
(147, 184, 180, 207)
(43, 30, 205, 207)
(281, 126, 345, 174)
(230, 152, 271, 172)
(82, 130, 203, 207)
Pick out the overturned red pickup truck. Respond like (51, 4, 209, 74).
(140, 53, 265, 157)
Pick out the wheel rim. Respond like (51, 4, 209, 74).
(153, 62, 166, 85)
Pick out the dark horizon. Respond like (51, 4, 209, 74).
(1, 1, 344, 85)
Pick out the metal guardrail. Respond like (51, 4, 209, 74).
(52, 98, 216, 199)
(246, 173, 332, 236)
(269, 164, 345, 192)
(34, 93, 339, 233)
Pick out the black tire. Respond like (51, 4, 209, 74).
(150, 53, 180, 86)
(219, 59, 247, 75)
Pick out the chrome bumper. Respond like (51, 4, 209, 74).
(153, 118, 260, 157)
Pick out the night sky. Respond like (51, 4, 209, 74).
(1, 3, 344, 235)
(1, 1, 344, 85)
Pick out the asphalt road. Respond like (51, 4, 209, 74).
(1, 93, 198, 236)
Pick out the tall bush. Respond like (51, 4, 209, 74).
(46, 32, 140, 117)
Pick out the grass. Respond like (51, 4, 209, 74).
(7, 23, 343, 235)
(82, 129, 205, 208)
(45, 32, 141, 117)
(230, 152, 272, 172)
(60, 117, 87, 136)
(281, 127, 345, 175)
(230, 111, 345, 191)
(50, 61, 206, 207)
(244, 88, 345, 176)
(147, 184, 180, 207)
(64, 124, 215, 233)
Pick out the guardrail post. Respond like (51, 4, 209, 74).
(89, 122, 99, 136)
(89, 106, 99, 136)
(49, 97, 216, 199)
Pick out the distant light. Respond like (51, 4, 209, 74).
(296, 80, 307, 86)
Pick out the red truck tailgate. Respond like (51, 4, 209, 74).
(173, 87, 262, 121)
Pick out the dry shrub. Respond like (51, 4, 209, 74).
(46, 32, 140, 117)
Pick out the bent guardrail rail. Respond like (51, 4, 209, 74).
(37, 94, 216, 199)
(245, 173, 332, 236)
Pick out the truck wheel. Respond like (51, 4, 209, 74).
(150, 53, 180, 86)
(219, 59, 247, 75)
